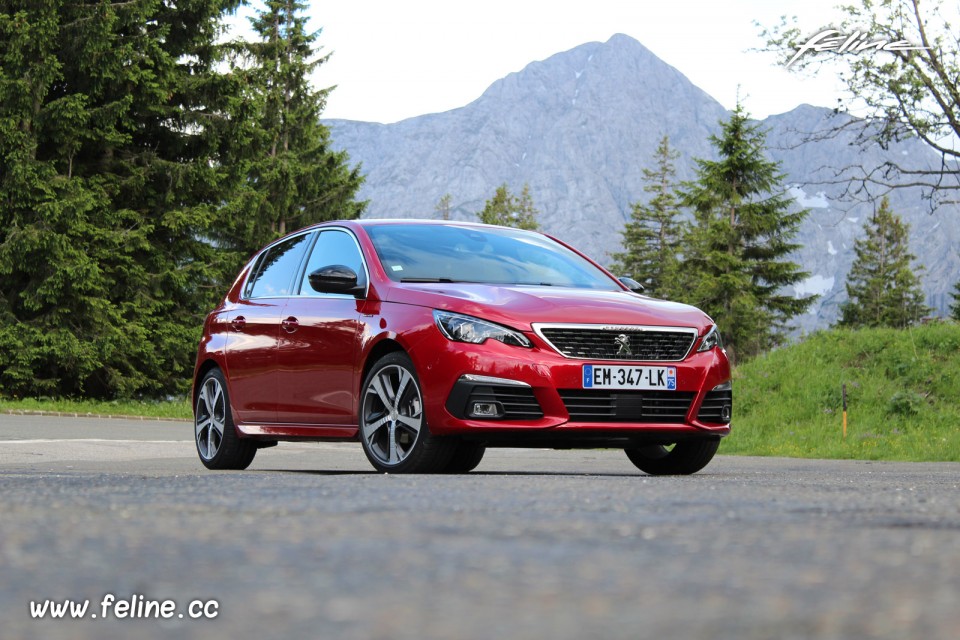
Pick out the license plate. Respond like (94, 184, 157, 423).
(582, 365, 677, 390)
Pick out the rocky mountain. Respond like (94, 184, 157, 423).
(327, 33, 960, 333)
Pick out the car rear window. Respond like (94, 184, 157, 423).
(245, 233, 312, 298)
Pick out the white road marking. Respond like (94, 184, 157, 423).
(2, 439, 356, 448)
(2, 439, 192, 444)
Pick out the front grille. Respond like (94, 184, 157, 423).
(697, 389, 732, 423)
(536, 325, 696, 362)
(559, 390, 695, 423)
(466, 385, 544, 420)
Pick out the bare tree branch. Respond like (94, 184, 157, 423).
(759, 1, 960, 211)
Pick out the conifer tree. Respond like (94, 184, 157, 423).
(477, 184, 540, 230)
(0, 0, 243, 398)
(610, 135, 686, 298)
(680, 103, 814, 363)
(838, 197, 929, 328)
(951, 281, 960, 322)
(435, 193, 452, 220)
(220, 0, 365, 261)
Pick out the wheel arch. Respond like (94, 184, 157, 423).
(359, 338, 407, 395)
(192, 358, 225, 415)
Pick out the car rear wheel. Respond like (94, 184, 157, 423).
(441, 442, 486, 473)
(359, 352, 453, 473)
(624, 439, 720, 475)
(195, 368, 257, 470)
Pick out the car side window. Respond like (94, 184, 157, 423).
(242, 252, 268, 299)
(299, 230, 367, 296)
(246, 233, 312, 299)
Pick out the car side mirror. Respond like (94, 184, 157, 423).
(618, 276, 645, 294)
(308, 265, 365, 297)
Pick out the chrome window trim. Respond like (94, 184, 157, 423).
(531, 323, 699, 363)
(240, 226, 371, 301)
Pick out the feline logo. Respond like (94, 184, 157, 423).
(787, 29, 930, 67)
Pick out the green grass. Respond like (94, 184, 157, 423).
(0, 397, 192, 420)
(725, 322, 960, 462)
(3, 323, 960, 462)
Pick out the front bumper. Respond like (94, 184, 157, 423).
(412, 332, 732, 443)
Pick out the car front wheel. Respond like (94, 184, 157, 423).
(624, 439, 720, 476)
(441, 442, 486, 473)
(359, 352, 453, 473)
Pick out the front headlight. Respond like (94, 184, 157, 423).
(433, 310, 532, 348)
(697, 325, 723, 352)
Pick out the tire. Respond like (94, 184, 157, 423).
(624, 438, 720, 476)
(359, 352, 454, 473)
(194, 368, 257, 470)
(441, 442, 486, 473)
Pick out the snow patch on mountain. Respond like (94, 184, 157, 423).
(794, 275, 836, 299)
(789, 186, 829, 209)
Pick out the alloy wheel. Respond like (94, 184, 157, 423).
(361, 364, 424, 467)
(195, 376, 226, 461)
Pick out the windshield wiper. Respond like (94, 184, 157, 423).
(400, 278, 556, 286)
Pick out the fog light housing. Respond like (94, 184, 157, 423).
(468, 401, 505, 419)
(721, 405, 732, 422)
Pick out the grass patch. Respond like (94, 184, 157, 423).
(4, 323, 960, 462)
(725, 322, 960, 462)
(0, 397, 192, 420)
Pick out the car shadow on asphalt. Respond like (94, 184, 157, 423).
(258, 469, 664, 478)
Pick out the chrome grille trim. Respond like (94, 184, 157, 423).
(532, 323, 697, 362)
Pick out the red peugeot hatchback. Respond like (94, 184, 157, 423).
(193, 220, 731, 474)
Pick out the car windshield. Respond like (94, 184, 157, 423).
(366, 223, 620, 290)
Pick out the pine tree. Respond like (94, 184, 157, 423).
(951, 280, 960, 321)
(435, 193, 452, 220)
(477, 183, 540, 230)
(679, 103, 814, 363)
(0, 0, 244, 398)
(220, 0, 365, 261)
(838, 197, 929, 328)
(610, 135, 686, 298)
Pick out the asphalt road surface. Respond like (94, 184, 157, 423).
(1, 414, 958, 640)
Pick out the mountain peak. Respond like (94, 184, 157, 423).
(603, 32, 654, 54)
(476, 31, 723, 123)
(326, 36, 960, 330)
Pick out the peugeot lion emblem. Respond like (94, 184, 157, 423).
(615, 334, 632, 356)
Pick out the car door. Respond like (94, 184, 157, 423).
(275, 229, 366, 425)
(225, 232, 313, 425)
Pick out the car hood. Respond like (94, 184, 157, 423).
(386, 283, 714, 334)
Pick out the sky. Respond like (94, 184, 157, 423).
(226, 0, 851, 124)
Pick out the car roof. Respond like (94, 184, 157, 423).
(328, 218, 532, 231)
(257, 219, 549, 257)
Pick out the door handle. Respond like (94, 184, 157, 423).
(281, 316, 299, 333)
(230, 316, 247, 331)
